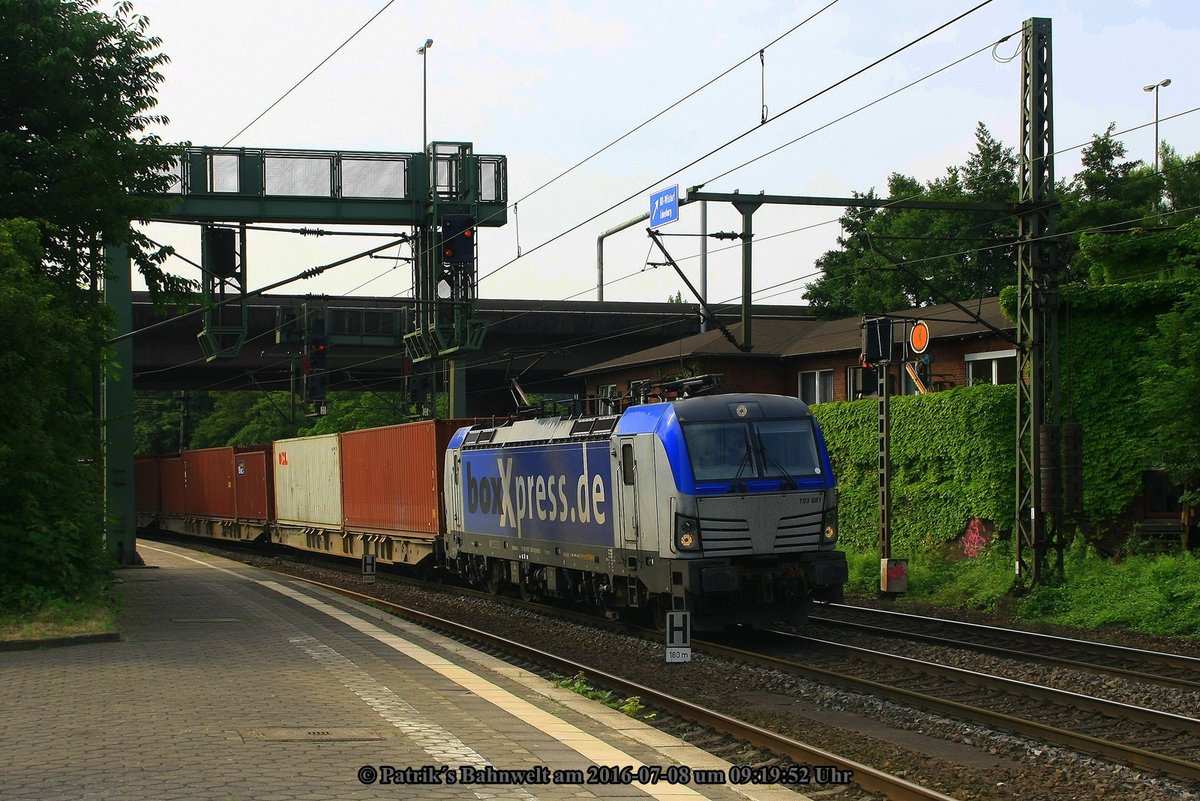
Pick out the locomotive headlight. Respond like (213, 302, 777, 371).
(674, 515, 701, 552)
(822, 509, 838, 542)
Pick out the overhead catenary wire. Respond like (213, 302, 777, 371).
(475, 0, 998, 289)
(220, 0, 398, 147)
(393, 0, 844, 293)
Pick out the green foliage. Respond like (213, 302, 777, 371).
(0, 0, 192, 298)
(1017, 544, 1200, 637)
(1136, 287, 1200, 506)
(0, 219, 108, 612)
(998, 279, 1200, 534)
(846, 540, 1200, 638)
(813, 384, 1015, 553)
(298, 391, 425, 436)
(903, 540, 1018, 609)
(847, 540, 1018, 611)
(132, 390, 429, 452)
(1077, 218, 1200, 284)
(133, 391, 183, 454)
(190, 392, 300, 448)
(553, 673, 652, 719)
(804, 123, 1018, 318)
(1061, 281, 1200, 526)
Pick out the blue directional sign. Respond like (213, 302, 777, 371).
(650, 185, 679, 228)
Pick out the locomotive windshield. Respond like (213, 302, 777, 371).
(682, 418, 822, 482)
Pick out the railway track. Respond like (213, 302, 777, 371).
(279, 552, 1200, 784)
(148, 534, 1200, 794)
(285, 573, 956, 801)
(809, 604, 1200, 692)
(712, 629, 1200, 784)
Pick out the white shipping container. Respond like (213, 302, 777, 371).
(273, 433, 343, 528)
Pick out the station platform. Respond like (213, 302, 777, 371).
(1, 541, 812, 801)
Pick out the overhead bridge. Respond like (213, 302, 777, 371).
(131, 292, 812, 412)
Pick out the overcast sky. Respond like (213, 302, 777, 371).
(128, 0, 1199, 308)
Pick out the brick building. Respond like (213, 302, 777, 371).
(571, 297, 1016, 409)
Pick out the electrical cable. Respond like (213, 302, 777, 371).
(475, 0, 997, 288)
(221, 0, 397, 146)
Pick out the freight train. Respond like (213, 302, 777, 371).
(136, 393, 847, 630)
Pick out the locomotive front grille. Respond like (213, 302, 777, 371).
(696, 517, 754, 556)
(696, 493, 827, 556)
(774, 509, 824, 551)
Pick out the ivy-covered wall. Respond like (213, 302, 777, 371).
(812, 384, 1016, 554)
(1005, 279, 1198, 531)
(814, 279, 1198, 556)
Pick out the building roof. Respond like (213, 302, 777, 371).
(570, 296, 1013, 377)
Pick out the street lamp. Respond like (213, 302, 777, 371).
(417, 38, 433, 151)
(1143, 77, 1171, 172)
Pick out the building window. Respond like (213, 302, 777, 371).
(597, 384, 618, 414)
(846, 365, 878, 400)
(799, 369, 833, 405)
(965, 349, 1017, 385)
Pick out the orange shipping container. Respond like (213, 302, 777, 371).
(160, 457, 187, 516)
(134, 455, 161, 518)
(234, 445, 274, 522)
(183, 447, 237, 519)
(340, 420, 468, 536)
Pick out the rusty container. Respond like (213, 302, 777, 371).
(273, 433, 342, 528)
(183, 447, 237, 519)
(340, 420, 468, 536)
(134, 455, 162, 518)
(233, 445, 274, 523)
(160, 456, 187, 516)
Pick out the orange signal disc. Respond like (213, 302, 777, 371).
(910, 320, 930, 354)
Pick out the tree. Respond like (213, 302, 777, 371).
(0, 0, 187, 609)
(1162, 143, 1200, 219)
(1064, 137, 1200, 284)
(0, 0, 190, 297)
(189, 391, 302, 447)
(803, 123, 1019, 318)
(0, 219, 107, 610)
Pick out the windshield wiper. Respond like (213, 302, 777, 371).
(757, 434, 798, 489)
(730, 439, 753, 492)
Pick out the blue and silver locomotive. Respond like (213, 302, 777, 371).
(445, 393, 846, 630)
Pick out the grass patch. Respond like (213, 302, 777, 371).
(0, 595, 119, 642)
(553, 672, 654, 719)
(844, 541, 1200, 639)
(1017, 547, 1200, 637)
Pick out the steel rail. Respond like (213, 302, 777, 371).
(810, 604, 1200, 691)
(697, 632, 1200, 783)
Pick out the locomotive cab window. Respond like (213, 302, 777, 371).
(621, 443, 635, 485)
(683, 419, 820, 482)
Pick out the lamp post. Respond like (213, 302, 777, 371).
(1143, 77, 1171, 172)
(417, 38, 433, 151)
